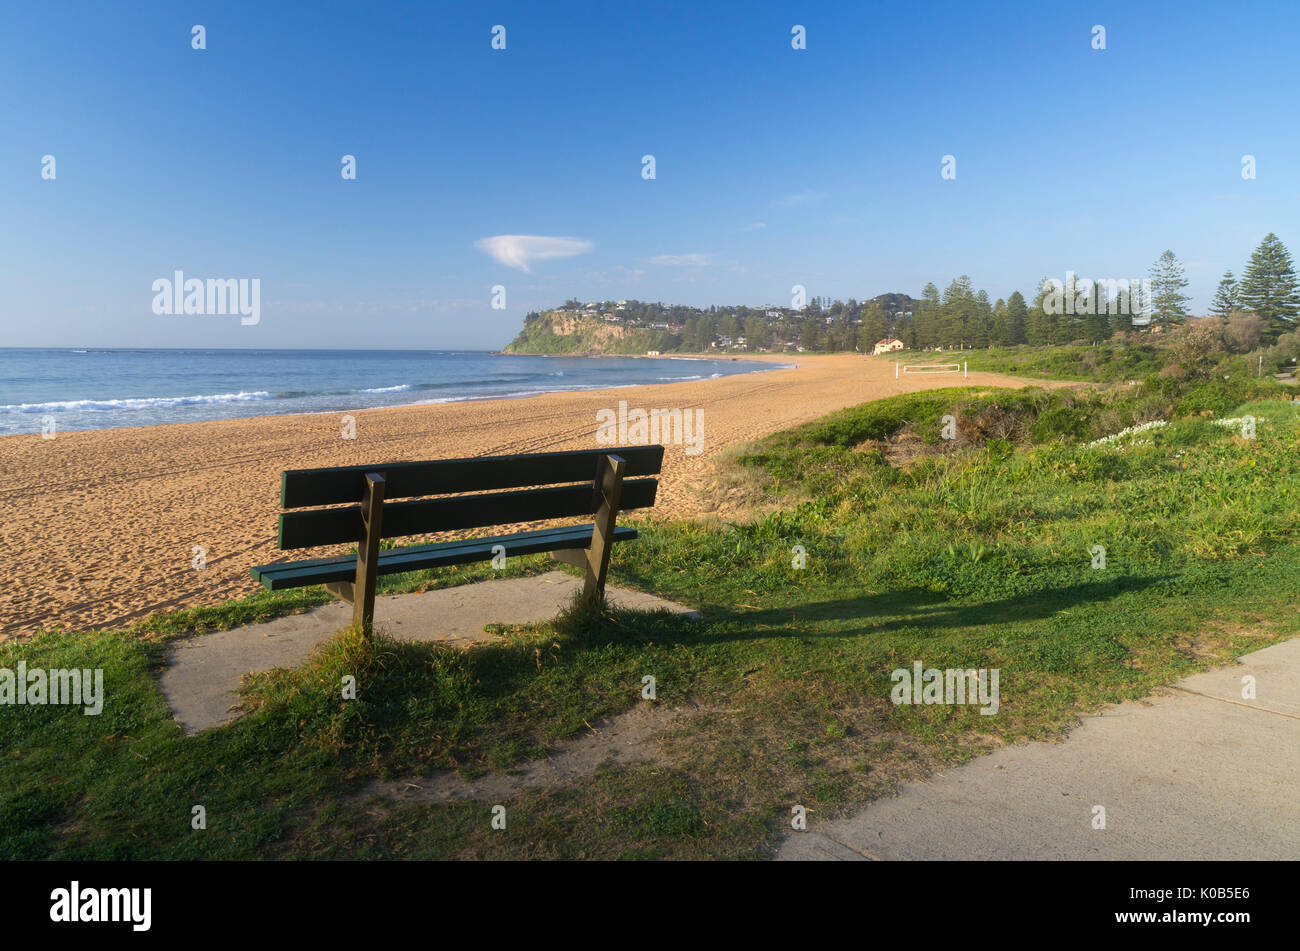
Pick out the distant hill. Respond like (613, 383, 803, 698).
(866, 292, 920, 315)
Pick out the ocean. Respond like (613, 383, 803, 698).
(0, 348, 784, 435)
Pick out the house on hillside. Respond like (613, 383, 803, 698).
(873, 337, 905, 356)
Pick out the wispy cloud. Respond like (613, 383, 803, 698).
(739, 222, 767, 232)
(475, 234, 593, 272)
(775, 189, 828, 208)
(649, 253, 713, 267)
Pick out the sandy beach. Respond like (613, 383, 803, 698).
(0, 354, 1056, 639)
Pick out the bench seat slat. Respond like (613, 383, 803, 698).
(251, 524, 638, 591)
(256, 523, 605, 576)
(281, 445, 665, 508)
(278, 478, 658, 550)
(256, 524, 612, 586)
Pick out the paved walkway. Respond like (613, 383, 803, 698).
(160, 571, 698, 733)
(779, 638, 1300, 860)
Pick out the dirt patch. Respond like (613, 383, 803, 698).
(354, 703, 696, 805)
(879, 430, 935, 468)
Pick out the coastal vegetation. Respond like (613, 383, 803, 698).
(505, 235, 1300, 357)
(4, 352, 1297, 859)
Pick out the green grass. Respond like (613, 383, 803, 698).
(952, 342, 1170, 382)
(3, 380, 1299, 859)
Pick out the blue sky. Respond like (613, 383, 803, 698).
(2, 0, 1298, 349)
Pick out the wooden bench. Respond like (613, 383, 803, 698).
(250, 446, 664, 630)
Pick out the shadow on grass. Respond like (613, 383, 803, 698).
(231, 571, 1169, 782)
(697, 574, 1170, 642)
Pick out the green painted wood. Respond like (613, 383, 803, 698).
(276, 478, 658, 550)
(250, 524, 638, 591)
(254, 524, 604, 584)
(281, 445, 664, 508)
(255, 525, 604, 586)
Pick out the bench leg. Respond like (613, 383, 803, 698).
(583, 454, 625, 601)
(353, 473, 386, 633)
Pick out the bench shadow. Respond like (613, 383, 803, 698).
(354, 573, 1168, 717)
(621, 572, 1170, 645)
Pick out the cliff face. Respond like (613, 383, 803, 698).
(548, 312, 629, 342)
(504, 310, 668, 355)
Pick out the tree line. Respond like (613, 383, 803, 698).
(549, 233, 1299, 353)
(891, 234, 1297, 350)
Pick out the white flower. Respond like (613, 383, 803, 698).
(1086, 420, 1166, 448)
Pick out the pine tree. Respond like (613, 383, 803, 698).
(991, 298, 1009, 347)
(860, 301, 888, 350)
(897, 311, 917, 350)
(1148, 250, 1191, 325)
(1027, 279, 1053, 346)
(969, 289, 992, 348)
(1006, 291, 1029, 344)
(1086, 294, 1111, 342)
(1209, 270, 1237, 319)
(915, 283, 941, 349)
(939, 278, 971, 348)
(1055, 275, 1090, 343)
(1237, 233, 1300, 337)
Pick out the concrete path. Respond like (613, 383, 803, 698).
(160, 571, 698, 734)
(778, 638, 1300, 860)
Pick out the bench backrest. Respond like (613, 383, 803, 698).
(275, 446, 664, 550)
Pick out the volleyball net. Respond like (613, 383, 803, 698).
(896, 361, 967, 378)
